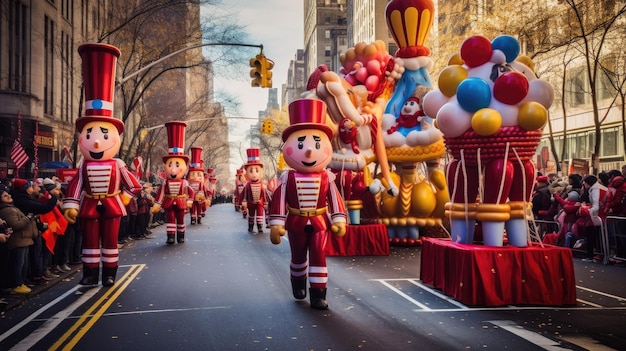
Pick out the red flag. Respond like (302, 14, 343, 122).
(11, 140, 29, 169)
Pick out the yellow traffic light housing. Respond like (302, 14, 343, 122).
(262, 57, 274, 88)
(250, 54, 263, 87)
(261, 120, 274, 134)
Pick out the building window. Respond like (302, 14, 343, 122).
(61, 31, 73, 122)
(7, 1, 29, 92)
(62, 0, 73, 22)
(567, 69, 587, 106)
(44, 16, 55, 115)
(325, 30, 331, 39)
(325, 46, 331, 57)
(325, 16, 331, 24)
(601, 127, 619, 157)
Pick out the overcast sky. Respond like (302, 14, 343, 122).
(207, 1, 304, 177)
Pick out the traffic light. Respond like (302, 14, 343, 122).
(261, 120, 274, 134)
(250, 54, 263, 87)
(261, 57, 274, 88)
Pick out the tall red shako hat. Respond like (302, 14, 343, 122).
(188, 147, 204, 171)
(244, 148, 263, 168)
(76, 43, 124, 134)
(282, 99, 333, 142)
(163, 121, 189, 163)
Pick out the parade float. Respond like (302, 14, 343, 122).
(416, 31, 575, 306)
(303, 0, 575, 305)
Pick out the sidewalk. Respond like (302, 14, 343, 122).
(0, 264, 82, 315)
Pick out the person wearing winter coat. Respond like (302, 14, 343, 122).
(0, 184, 39, 295)
(10, 178, 58, 285)
(577, 175, 608, 262)
(602, 170, 626, 217)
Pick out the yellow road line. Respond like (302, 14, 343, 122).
(48, 264, 145, 351)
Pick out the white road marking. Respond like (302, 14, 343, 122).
(487, 320, 574, 351)
(576, 285, 626, 302)
(408, 279, 470, 309)
(373, 279, 432, 310)
(8, 287, 101, 351)
(0, 285, 87, 342)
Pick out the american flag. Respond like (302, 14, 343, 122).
(11, 140, 29, 169)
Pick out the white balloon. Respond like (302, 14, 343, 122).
(436, 102, 472, 138)
(423, 90, 451, 119)
(489, 98, 519, 126)
(523, 79, 554, 109)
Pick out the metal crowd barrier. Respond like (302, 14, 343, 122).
(603, 216, 626, 265)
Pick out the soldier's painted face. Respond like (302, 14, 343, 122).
(78, 121, 121, 161)
(282, 128, 332, 173)
(188, 170, 204, 183)
(245, 165, 262, 183)
(164, 157, 188, 180)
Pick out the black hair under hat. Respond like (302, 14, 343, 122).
(583, 174, 597, 186)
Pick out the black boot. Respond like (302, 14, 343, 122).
(309, 288, 328, 310)
(257, 223, 264, 233)
(291, 278, 307, 300)
(177, 231, 185, 243)
(197, 217, 202, 224)
(248, 223, 254, 233)
(190, 218, 196, 225)
(102, 267, 118, 287)
(79, 266, 99, 285)
(166, 234, 175, 245)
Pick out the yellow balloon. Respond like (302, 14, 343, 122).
(518, 101, 548, 130)
(516, 55, 535, 72)
(448, 53, 464, 66)
(471, 108, 502, 136)
(438, 65, 468, 97)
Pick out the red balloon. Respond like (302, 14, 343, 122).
(493, 72, 529, 105)
(460, 36, 492, 68)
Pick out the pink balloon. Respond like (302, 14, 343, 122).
(423, 90, 450, 118)
(460, 36, 493, 68)
(436, 102, 472, 138)
(493, 72, 529, 105)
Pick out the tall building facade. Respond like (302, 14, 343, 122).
(303, 0, 348, 79)
(0, 0, 229, 183)
(0, 0, 104, 179)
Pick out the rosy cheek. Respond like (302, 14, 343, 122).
(323, 145, 332, 157)
(284, 146, 293, 156)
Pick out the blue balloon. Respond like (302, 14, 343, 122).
(456, 77, 492, 113)
(492, 35, 520, 63)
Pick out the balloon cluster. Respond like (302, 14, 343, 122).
(423, 35, 554, 138)
(339, 40, 398, 93)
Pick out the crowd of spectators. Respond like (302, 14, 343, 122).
(0, 176, 166, 298)
(533, 165, 626, 263)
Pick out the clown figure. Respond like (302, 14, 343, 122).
(187, 147, 206, 225)
(151, 121, 194, 244)
(269, 99, 347, 310)
(63, 44, 141, 287)
(239, 148, 270, 233)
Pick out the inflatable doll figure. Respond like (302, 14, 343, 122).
(269, 99, 347, 310)
(205, 168, 217, 210)
(234, 168, 246, 215)
(239, 148, 270, 233)
(63, 44, 141, 286)
(151, 121, 194, 244)
(187, 147, 206, 225)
